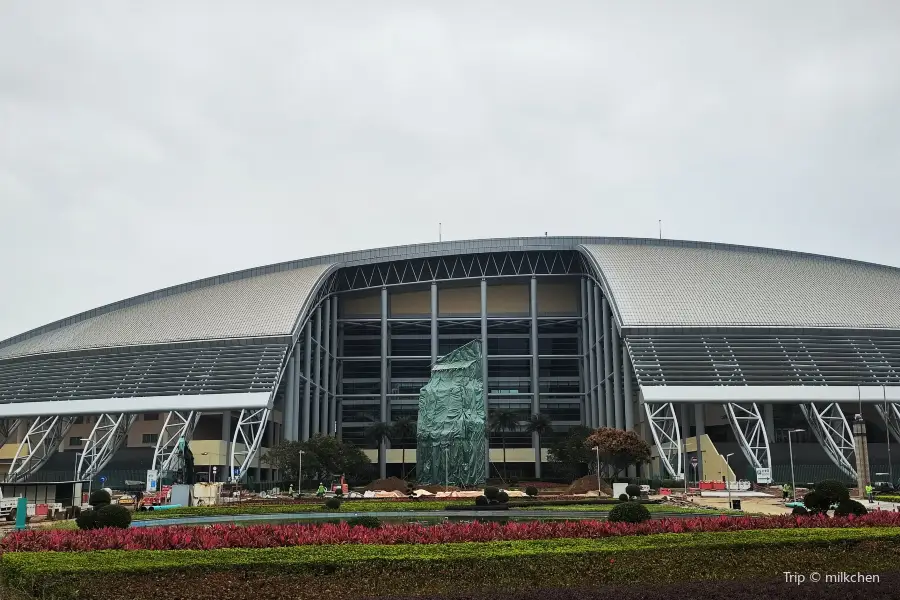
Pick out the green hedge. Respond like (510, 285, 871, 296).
(876, 495, 900, 503)
(5, 528, 900, 600)
(132, 500, 455, 520)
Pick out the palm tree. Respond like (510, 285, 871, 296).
(365, 421, 393, 479)
(489, 409, 520, 480)
(525, 413, 553, 479)
(390, 417, 417, 479)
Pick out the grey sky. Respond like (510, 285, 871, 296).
(2, 1, 900, 341)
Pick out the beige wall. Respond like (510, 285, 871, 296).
(438, 286, 480, 317)
(342, 292, 380, 317)
(487, 284, 529, 316)
(390, 290, 429, 317)
(537, 281, 579, 316)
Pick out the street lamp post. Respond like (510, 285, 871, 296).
(298, 450, 303, 496)
(725, 453, 734, 509)
(594, 447, 602, 496)
(201, 452, 210, 482)
(884, 388, 894, 486)
(788, 428, 805, 501)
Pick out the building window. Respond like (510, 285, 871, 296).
(69, 436, 82, 446)
(143, 413, 160, 421)
(142, 433, 159, 445)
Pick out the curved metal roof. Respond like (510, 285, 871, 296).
(3, 236, 900, 363)
(581, 241, 900, 330)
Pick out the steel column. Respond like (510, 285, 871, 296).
(602, 298, 614, 429)
(284, 352, 296, 441)
(311, 305, 322, 436)
(579, 279, 589, 426)
(586, 284, 598, 428)
(763, 403, 775, 440)
(612, 323, 624, 429)
(644, 403, 682, 479)
(801, 403, 857, 479)
(222, 410, 231, 479)
(431, 282, 439, 363)
(593, 285, 606, 428)
(530, 276, 541, 477)
(6, 416, 75, 483)
(694, 404, 705, 481)
(302, 321, 312, 441)
(291, 349, 301, 441)
(77, 413, 137, 481)
(320, 300, 331, 435)
(724, 402, 772, 472)
(329, 295, 339, 434)
(380, 287, 388, 479)
(481, 278, 490, 476)
(623, 344, 634, 431)
(0, 419, 21, 447)
(230, 407, 271, 481)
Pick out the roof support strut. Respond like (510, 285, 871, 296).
(152, 411, 200, 474)
(0, 418, 21, 447)
(77, 413, 137, 481)
(723, 402, 772, 473)
(230, 407, 270, 481)
(800, 403, 856, 479)
(644, 402, 683, 479)
(876, 402, 900, 445)
(6, 416, 75, 483)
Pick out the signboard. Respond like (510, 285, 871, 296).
(755, 467, 772, 484)
(99, 476, 107, 486)
(146, 469, 159, 493)
(691, 457, 698, 467)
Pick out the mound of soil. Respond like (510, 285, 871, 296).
(566, 474, 612, 496)
(421, 484, 460, 494)
(363, 477, 411, 493)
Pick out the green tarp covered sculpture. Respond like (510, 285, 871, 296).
(416, 340, 487, 486)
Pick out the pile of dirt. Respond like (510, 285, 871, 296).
(363, 477, 410, 493)
(566, 475, 612, 496)
(421, 484, 460, 494)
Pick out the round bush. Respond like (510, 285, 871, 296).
(814, 480, 850, 504)
(625, 484, 641, 498)
(346, 515, 381, 529)
(475, 495, 489, 506)
(608, 501, 651, 524)
(524, 486, 538, 498)
(618, 493, 629, 502)
(75, 509, 98, 530)
(802, 490, 828, 514)
(791, 506, 809, 516)
(834, 499, 868, 517)
(496, 491, 509, 504)
(95, 504, 132, 529)
(334, 488, 344, 497)
(89, 489, 112, 507)
(324, 497, 341, 510)
(484, 486, 500, 501)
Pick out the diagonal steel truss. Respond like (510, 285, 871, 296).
(876, 402, 900, 445)
(152, 411, 200, 473)
(6, 416, 76, 483)
(800, 403, 856, 478)
(723, 402, 772, 471)
(230, 407, 270, 481)
(644, 402, 683, 479)
(0, 418, 21, 447)
(76, 414, 137, 481)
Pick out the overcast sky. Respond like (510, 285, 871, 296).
(2, 1, 900, 341)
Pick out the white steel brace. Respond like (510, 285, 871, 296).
(876, 402, 900, 445)
(152, 411, 199, 473)
(800, 403, 856, 479)
(6, 416, 76, 483)
(76, 414, 137, 481)
(644, 402, 683, 479)
(0, 418, 21, 447)
(723, 402, 772, 471)
(230, 407, 270, 481)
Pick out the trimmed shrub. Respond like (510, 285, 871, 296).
(497, 491, 509, 504)
(88, 490, 111, 508)
(834, 500, 868, 517)
(803, 491, 828, 514)
(791, 506, 809, 516)
(484, 486, 500, 501)
(625, 484, 641, 499)
(74, 509, 98, 531)
(608, 501, 651, 523)
(475, 495, 489, 507)
(95, 504, 132, 529)
(618, 493, 629, 502)
(524, 486, 538, 498)
(346, 516, 381, 529)
(324, 498, 341, 510)
(814, 480, 850, 505)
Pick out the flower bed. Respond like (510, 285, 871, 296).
(132, 499, 456, 520)
(3, 528, 900, 600)
(4, 512, 900, 552)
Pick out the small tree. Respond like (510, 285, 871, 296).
(489, 409, 520, 480)
(263, 436, 371, 485)
(390, 417, 417, 479)
(587, 428, 651, 479)
(365, 421, 394, 476)
(525, 413, 553, 473)
(547, 426, 594, 480)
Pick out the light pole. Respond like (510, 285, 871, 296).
(594, 447, 602, 496)
(884, 387, 894, 486)
(788, 428, 805, 501)
(298, 450, 304, 495)
(201, 452, 210, 482)
(444, 444, 450, 492)
(725, 453, 734, 509)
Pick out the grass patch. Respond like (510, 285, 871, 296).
(132, 500, 455, 520)
(5, 527, 900, 599)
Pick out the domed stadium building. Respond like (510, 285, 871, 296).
(2, 236, 900, 488)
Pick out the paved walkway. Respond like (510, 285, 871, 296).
(131, 510, 720, 528)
